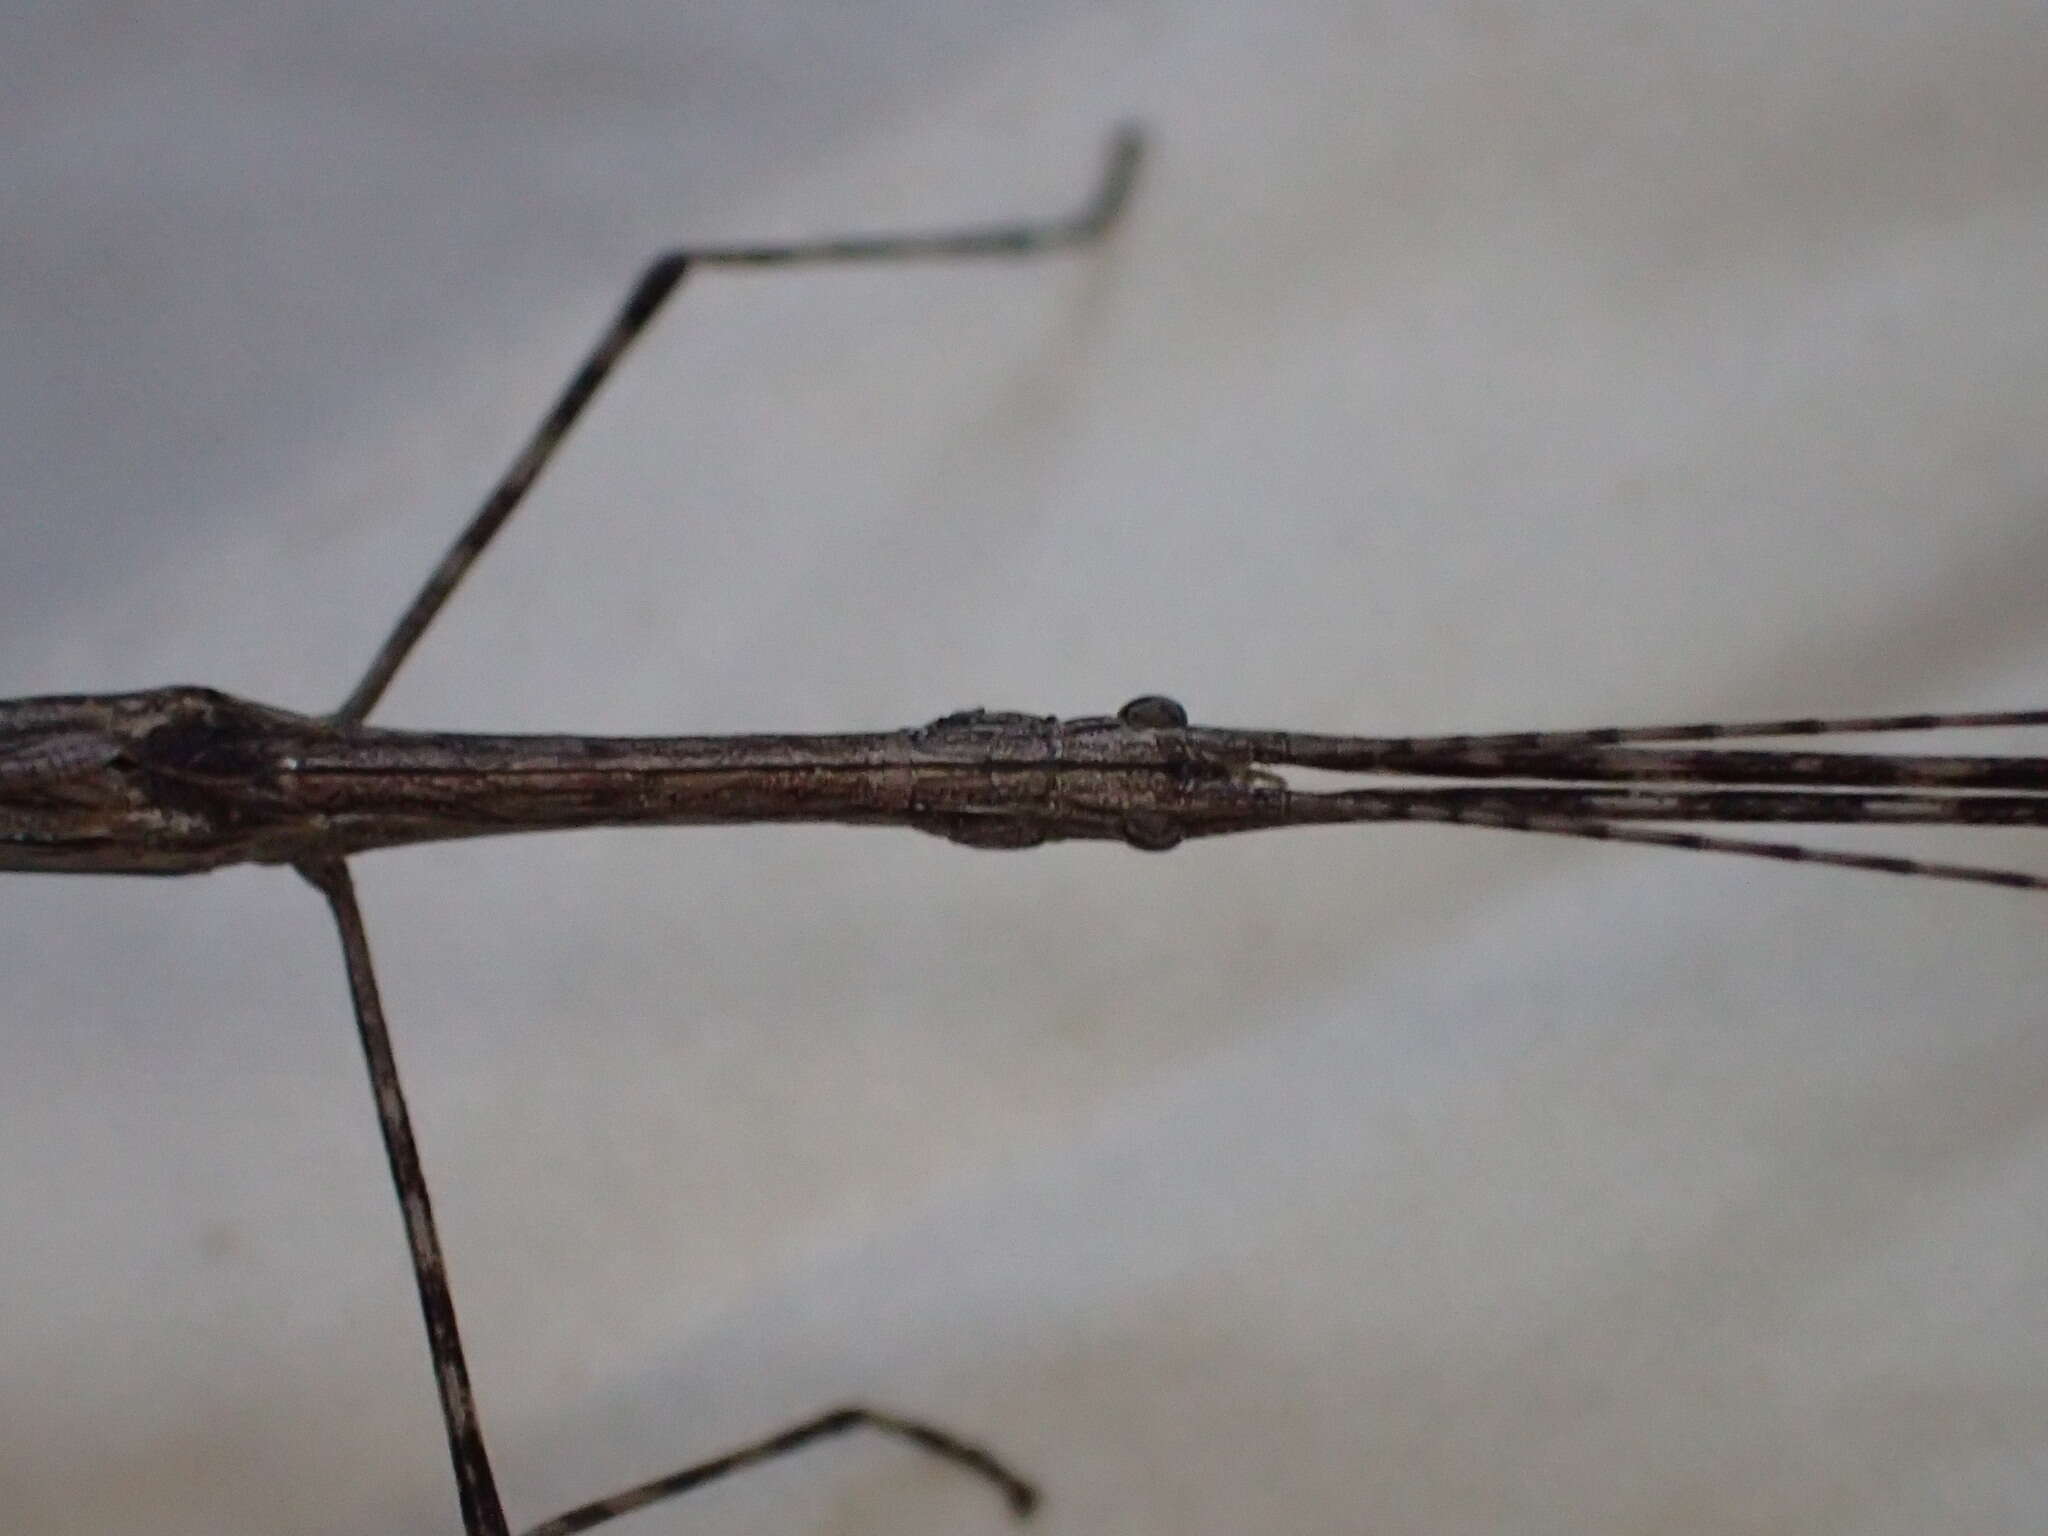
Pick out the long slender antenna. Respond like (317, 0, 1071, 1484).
(1381, 706, 2048, 752)
(1457, 816, 2048, 890)
(334, 127, 1143, 726)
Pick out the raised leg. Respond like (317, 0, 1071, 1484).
(520, 1405, 1037, 1536)
(335, 126, 1144, 724)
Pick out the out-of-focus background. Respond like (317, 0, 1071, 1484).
(5, 7, 2047, 1534)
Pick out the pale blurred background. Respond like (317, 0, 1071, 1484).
(4, 6, 2047, 1533)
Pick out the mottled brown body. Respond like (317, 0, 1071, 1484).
(0, 688, 1253, 872)
(10, 685, 2048, 883)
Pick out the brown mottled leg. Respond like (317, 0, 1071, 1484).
(300, 857, 512, 1536)
(521, 1405, 1037, 1536)
(336, 127, 1142, 724)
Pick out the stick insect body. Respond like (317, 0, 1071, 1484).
(9, 128, 2048, 1536)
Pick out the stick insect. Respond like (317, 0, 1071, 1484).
(9, 126, 2048, 1536)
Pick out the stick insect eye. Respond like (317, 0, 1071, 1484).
(1122, 812, 1184, 851)
(1118, 695, 1188, 729)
